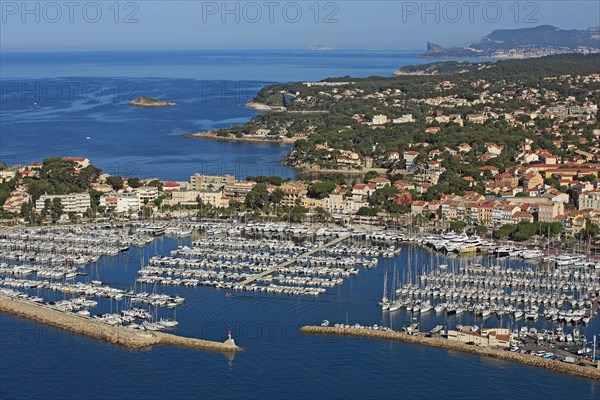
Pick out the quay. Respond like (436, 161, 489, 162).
(300, 326, 600, 381)
(239, 232, 352, 286)
(0, 295, 242, 352)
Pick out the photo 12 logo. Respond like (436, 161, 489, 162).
(1, 80, 140, 104)
(1, 1, 140, 23)
(401, 1, 540, 24)
(199, 82, 260, 103)
(200, 1, 340, 23)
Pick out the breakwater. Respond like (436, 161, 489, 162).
(300, 326, 600, 380)
(0, 296, 242, 352)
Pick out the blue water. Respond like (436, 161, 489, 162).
(1, 50, 440, 180)
(0, 76, 294, 180)
(1, 238, 599, 400)
(2, 50, 599, 398)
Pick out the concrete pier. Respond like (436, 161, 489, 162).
(240, 232, 352, 286)
(300, 326, 600, 381)
(0, 296, 242, 352)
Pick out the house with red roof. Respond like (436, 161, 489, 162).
(479, 165, 499, 177)
(162, 182, 182, 193)
(392, 190, 412, 206)
(367, 177, 391, 189)
(538, 152, 557, 165)
(411, 200, 428, 215)
(62, 157, 90, 169)
(457, 143, 472, 153)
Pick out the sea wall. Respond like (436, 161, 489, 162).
(300, 326, 600, 380)
(0, 296, 242, 352)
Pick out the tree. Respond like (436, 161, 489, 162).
(385, 202, 409, 215)
(474, 225, 488, 235)
(357, 206, 380, 216)
(579, 174, 596, 182)
(148, 179, 163, 191)
(128, 177, 142, 188)
(363, 171, 379, 182)
(107, 176, 124, 191)
(586, 222, 599, 241)
(41, 198, 51, 217)
(245, 183, 270, 209)
(369, 186, 398, 206)
(314, 206, 331, 222)
(25, 179, 52, 203)
(229, 200, 245, 211)
(514, 222, 536, 241)
(88, 189, 103, 218)
(289, 206, 308, 222)
(20, 200, 35, 225)
(494, 224, 517, 239)
(0, 178, 16, 207)
(50, 198, 63, 223)
(450, 220, 467, 231)
(246, 175, 289, 186)
(307, 181, 337, 199)
(269, 188, 284, 205)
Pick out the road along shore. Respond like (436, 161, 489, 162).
(0, 295, 242, 352)
(300, 326, 600, 380)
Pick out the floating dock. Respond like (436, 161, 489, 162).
(0, 296, 242, 352)
(239, 232, 352, 286)
(300, 326, 600, 381)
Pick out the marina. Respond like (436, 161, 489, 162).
(0, 294, 241, 351)
(3, 40, 600, 399)
(1, 220, 600, 383)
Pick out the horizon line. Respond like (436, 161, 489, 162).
(0, 48, 425, 54)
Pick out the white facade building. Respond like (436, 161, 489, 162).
(579, 191, 600, 210)
(36, 193, 91, 215)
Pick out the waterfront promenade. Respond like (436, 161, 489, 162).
(300, 326, 600, 380)
(0, 295, 242, 352)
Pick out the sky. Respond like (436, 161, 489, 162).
(1, 1, 599, 51)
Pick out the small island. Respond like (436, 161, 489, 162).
(129, 96, 176, 107)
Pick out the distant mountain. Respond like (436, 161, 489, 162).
(420, 25, 600, 58)
(395, 53, 599, 76)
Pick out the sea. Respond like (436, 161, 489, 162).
(1, 51, 599, 399)
(0, 50, 442, 181)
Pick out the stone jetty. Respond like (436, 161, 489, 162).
(300, 326, 600, 380)
(0, 296, 242, 352)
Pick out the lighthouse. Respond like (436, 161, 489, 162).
(224, 328, 235, 346)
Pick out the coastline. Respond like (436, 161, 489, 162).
(244, 101, 286, 112)
(183, 132, 389, 176)
(300, 326, 600, 381)
(294, 164, 389, 175)
(0, 295, 242, 353)
(183, 131, 297, 144)
(244, 102, 330, 115)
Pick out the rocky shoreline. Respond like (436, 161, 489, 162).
(0, 295, 242, 352)
(183, 130, 296, 144)
(244, 101, 287, 112)
(300, 326, 600, 380)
